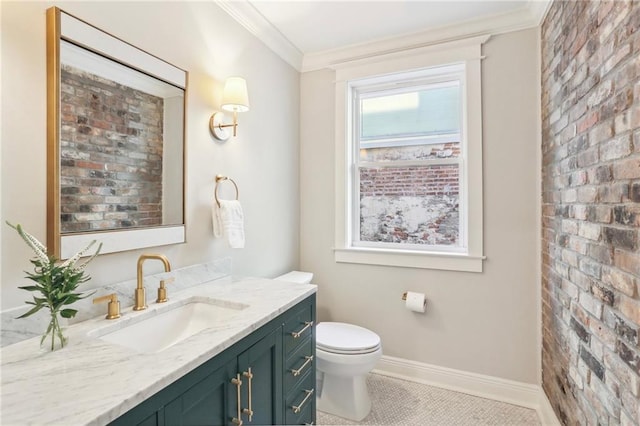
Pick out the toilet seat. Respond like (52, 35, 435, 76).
(317, 322, 381, 355)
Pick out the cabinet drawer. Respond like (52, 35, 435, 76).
(290, 398, 314, 425)
(283, 303, 314, 355)
(285, 371, 315, 425)
(284, 336, 314, 393)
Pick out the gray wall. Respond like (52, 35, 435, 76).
(1, 1, 300, 309)
(300, 28, 540, 383)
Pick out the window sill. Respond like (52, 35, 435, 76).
(334, 247, 485, 272)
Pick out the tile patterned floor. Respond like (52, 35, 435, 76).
(316, 373, 541, 426)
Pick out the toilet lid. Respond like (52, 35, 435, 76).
(316, 322, 381, 354)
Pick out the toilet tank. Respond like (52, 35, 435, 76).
(274, 271, 313, 284)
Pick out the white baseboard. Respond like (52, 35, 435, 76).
(537, 391, 561, 426)
(373, 355, 561, 426)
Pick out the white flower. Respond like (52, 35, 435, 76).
(7, 222, 50, 266)
(7, 221, 102, 269)
(60, 240, 103, 272)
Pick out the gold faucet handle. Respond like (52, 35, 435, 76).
(156, 277, 174, 303)
(93, 293, 121, 320)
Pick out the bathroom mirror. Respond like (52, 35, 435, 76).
(47, 7, 187, 259)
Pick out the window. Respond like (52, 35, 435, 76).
(333, 36, 487, 272)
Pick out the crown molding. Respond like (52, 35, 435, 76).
(302, 2, 549, 72)
(216, 0, 553, 73)
(215, 0, 304, 71)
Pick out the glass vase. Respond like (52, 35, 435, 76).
(40, 311, 67, 352)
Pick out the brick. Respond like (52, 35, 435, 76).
(591, 165, 612, 184)
(590, 317, 618, 350)
(600, 183, 630, 203)
(592, 283, 615, 306)
(579, 256, 602, 279)
(614, 205, 640, 227)
(603, 226, 638, 251)
(569, 364, 584, 389)
(588, 243, 612, 264)
(602, 266, 637, 297)
(613, 157, 640, 180)
(605, 349, 640, 398)
(572, 317, 591, 343)
(614, 109, 634, 135)
(616, 295, 640, 326)
(577, 186, 598, 203)
(600, 135, 632, 161)
(615, 249, 640, 276)
(573, 204, 589, 220)
(580, 291, 604, 318)
(572, 300, 592, 326)
(631, 182, 640, 202)
(615, 315, 639, 347)
(589, 375, 621, 420)
(588, 205, 612, 223)
(581, 346, 606, 380)
(620, 392, 638, 425)
(617, 340, 640, 375)
(577, 147, 600, 168)
(589, 120, 614, 145)
(579, 222, 601, 240)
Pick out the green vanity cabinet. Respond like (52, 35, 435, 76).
(109, 294, 316, 426)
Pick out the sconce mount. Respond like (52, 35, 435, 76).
(210, 112, 234, 141)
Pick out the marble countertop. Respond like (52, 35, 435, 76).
(0, 277, 316, 425)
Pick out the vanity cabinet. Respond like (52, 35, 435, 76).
(109, 294, 315, 426)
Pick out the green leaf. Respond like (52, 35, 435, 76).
(18, 285, 42, 292)
(60, 308, 77, 319)
(16, 304, 44, 318)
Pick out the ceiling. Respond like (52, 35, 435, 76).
(249, 1, 530, 53)
(216, 0, 550, 71)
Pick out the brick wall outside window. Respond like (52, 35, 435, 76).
(359, 143, 460, 245)
(541, 1, 640, 424)
(59, 64, 164, 233)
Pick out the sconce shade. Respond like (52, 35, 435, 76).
(221, 77, 249, 113)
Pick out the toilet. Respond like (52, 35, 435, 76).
(275, 271, 382, 421)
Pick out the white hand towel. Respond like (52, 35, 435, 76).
(213, 200, 245, 248)
(212, 201, 223, 238)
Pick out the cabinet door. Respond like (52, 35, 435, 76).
(237, 327, 283, 426)
(164, 359, 237, 426)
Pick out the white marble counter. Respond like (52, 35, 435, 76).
(0, 277, 316, 425)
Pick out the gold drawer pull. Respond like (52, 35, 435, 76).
(291, 355, 314, 377)
(242, 368, 254, 421)
(231, 374, 243, 425)
(291, 388, 314, 414)
(291, 321, 313, 339)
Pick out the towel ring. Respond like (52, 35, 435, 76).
(214, 174, 239, 208)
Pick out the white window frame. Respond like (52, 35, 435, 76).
(333, 35, 488, 272)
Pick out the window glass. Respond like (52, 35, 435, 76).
(359, 164, 460, 247)
(353, 73, 464, 252)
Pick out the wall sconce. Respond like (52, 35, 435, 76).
(210, 77, 250, 141)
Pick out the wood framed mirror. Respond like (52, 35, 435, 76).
(47, 7, 187, 259)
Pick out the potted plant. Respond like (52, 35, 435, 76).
(7, 222, 102, 351)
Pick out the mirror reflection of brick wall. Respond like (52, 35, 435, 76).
(59, 64, 164, 233)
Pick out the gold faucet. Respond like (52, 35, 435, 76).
(135, 254, 172, 311)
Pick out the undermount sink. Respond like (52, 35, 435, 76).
(91, 297, 249, 353)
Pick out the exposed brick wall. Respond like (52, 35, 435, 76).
(359, 142, 461, 197)
(360, 165, 459, 197)
(358, 143, 460, 246)
(59, 64, 164, 233)
(541, 1, 640, 425)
